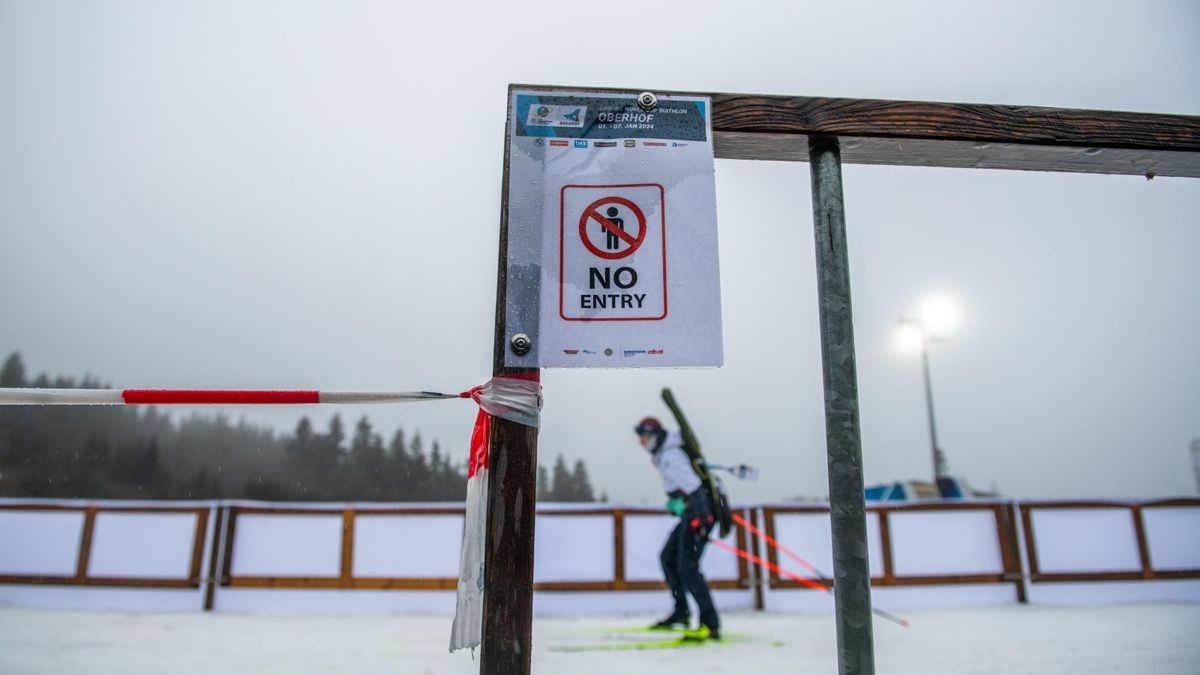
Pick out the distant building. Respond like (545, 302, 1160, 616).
(865, 476, 995, 501)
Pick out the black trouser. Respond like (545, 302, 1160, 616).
(659, 487, 719, 629)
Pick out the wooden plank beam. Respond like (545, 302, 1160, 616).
(513, 85, 1200, 176)
(711, 94, 1200, 177)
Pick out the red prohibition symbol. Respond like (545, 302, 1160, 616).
(578, 196, 647, 260)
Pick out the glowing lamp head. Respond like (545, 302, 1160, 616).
(917, 293, 962, 339)
(894, 321, 927, 355)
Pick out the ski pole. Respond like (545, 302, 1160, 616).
(708, 537, 832, 593)
(704, 463, 760, 481)
(732, 512, 827, 578)
(729, 513, 910, 628)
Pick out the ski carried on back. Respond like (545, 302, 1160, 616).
(661, 387, 733, 539)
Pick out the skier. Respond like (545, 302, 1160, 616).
(635, 415, 722, 640)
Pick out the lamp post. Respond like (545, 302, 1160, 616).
(896, 294, 960, 485)
(1191, 439, 1200, 495)
(912, 321, 948, 481)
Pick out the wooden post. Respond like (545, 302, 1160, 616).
(999, 502, 1029, 603)
(613, 510, 626, 591)
(480, 97, 540, 675)
(203, 505, 226, 611)
(74, 507, 97, 581)
(1131, 505, 1155, 580)
(749, 507, 766, 611)
(877, 508, 895, 585)
(340, 508, 355, 586)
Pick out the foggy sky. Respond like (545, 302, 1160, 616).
(1, 0, 1197, 503)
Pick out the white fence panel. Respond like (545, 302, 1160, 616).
(230, 514, 342, 577)
(0, 511, 83, 576)
(890, 510, 1003, 576)
(535, 515, 614, 582)
(772, 512, 883, 579)
(1031, 508, 1140, 573)
(353, 514, 462, 578)
(89, 512, 198, 579)
(623, 514, 676, 581)
(1143, 506, 1200, 572)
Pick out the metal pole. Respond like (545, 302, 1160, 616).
(921, 338, 947, 480)
(480, 98, 539, 675)
(808, 134, 876, 675)
(1191, 439, 1200, 495)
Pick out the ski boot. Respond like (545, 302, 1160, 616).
(682, 624, 721, 641)
(649, 612, 690, 630)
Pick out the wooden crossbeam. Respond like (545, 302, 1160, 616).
(711, 94, 1200, 177)
(516, 85, 1200, 176)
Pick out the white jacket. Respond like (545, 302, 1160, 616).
(651, 431, 702, 496)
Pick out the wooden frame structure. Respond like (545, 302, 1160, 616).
(3, 498, 1197, 619)
(763, 501, 1027, 602)
(487, 85, 1200, 675)
(0, 502, 209, 589)
(220, 504, 464, 591)
(214, 503, 751, 593)
(1020, 498, 1200, 584)
(529, 507, 753, 593)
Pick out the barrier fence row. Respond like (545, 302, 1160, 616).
(1, 498, 1197, 612)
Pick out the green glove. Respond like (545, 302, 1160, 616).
(665, 496, 686, 516)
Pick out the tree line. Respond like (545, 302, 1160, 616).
(0, 352, 600, 502)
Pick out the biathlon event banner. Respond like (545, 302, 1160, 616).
(504, 88, 723, 368)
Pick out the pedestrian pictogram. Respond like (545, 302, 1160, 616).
(578, 196, 646, 259)
(560, 184, 666, 322)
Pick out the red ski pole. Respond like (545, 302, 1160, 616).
(727, 513, 910, 627)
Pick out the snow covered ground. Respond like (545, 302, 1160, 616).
(1, 604, 1197, 674)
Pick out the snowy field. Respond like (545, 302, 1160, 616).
(1, 604, 1197, 675)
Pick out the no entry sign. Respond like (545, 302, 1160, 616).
(577, 195, 646, 260)
(504, 88, 722, 368)
(561, 184, 666, 321)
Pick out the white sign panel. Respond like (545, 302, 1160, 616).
(504, 88, 722, 368)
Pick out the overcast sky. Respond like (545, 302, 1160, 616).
(1, 1, 1197, 504)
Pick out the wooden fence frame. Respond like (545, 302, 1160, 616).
(216, 503, 753, 593)
(1019, 498, 1200, 584)
(5, 498, 1198, 607)
(221, 504, 464, 591)
(763, 501, 1027, 601)
(0, 502, 209, 589)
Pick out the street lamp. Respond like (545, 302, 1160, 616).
(895, 294, 961, 484)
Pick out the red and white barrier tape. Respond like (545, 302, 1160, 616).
(0, 388, 463, 406)
(1, 375, 546, 652)
(0, 376, 543, 427)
